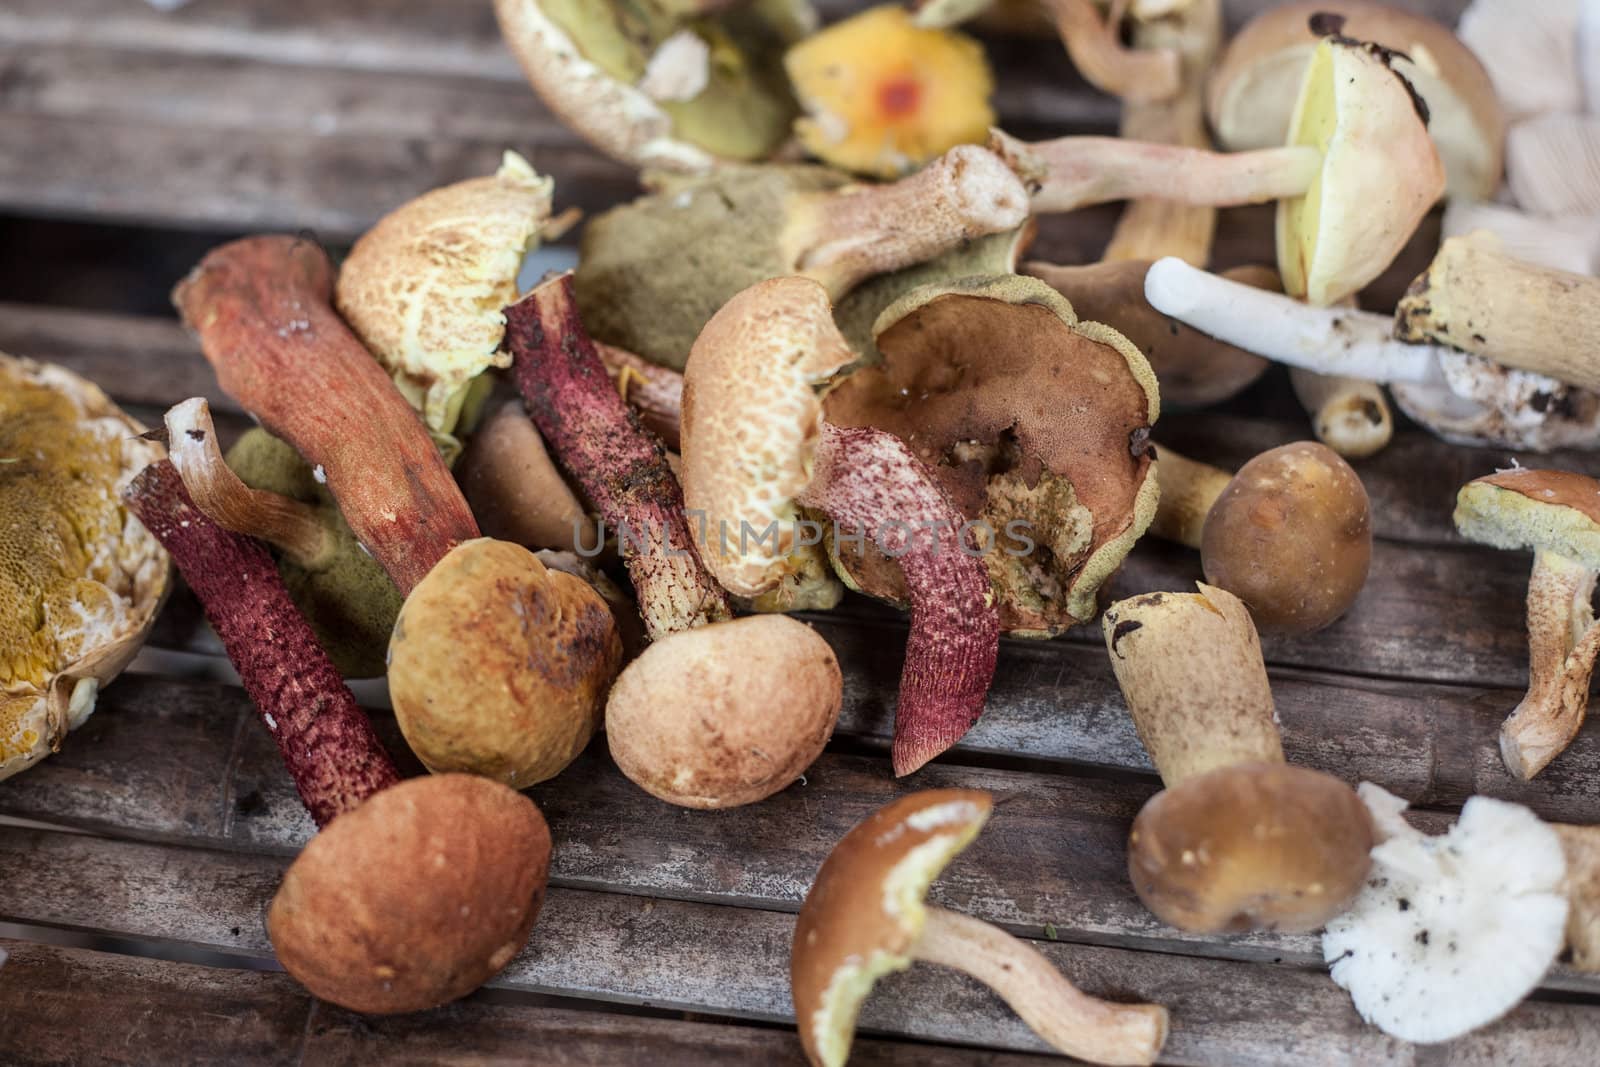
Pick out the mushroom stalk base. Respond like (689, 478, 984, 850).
(913, 907, 1168, 1066)
(1149, 445, 1230, 549)
(1501, 550, 1600, 780)
(1289, 370, 1393, 460)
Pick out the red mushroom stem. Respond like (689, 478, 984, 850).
(799, 423, 1000, 776)
(124, 461, 399, 828)
(172, 235, 478, 595)
(503, 273, 731, 640)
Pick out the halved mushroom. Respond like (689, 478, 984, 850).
(792, 789, 1170, 1066)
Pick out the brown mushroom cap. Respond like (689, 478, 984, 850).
(605, 614, 842, 808)
(1454, 469, 1600, 567)
(1128, 762, 1375, 934)
(388, 539, 621, 789)
(824, 274, 1159, 635)
(792, 789, 992, 1066)
(267, 773, 551, 1014)
(1201, 441, 1371, 635)
(457, 400, 596, 554)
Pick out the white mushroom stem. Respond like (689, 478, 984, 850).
(913, 907, 1168, 1066)
(1501, 549, 1600, 780)
(1148, 444, 1230, 548)
(991, 130, 1320, 214)
(1043, 0, 1181, 103)
(1290, 369, 1394, 460)
(164, 397, 337, 569)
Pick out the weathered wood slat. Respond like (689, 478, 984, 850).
(1, 828, 1593, 1065)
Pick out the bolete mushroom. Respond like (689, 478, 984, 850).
(0, 354, 169, 783)
(457, 399, 599, 553)
(1148, 441, 1372, 635)
(123, 462, 551, 1015)
(1453, 468, 1600, 779)
(1207, 1, 1505, 199)
(1103, 584, 1375, 933)
(791, 789, 1170, 1066)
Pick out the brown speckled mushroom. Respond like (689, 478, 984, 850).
(1103, 584, 1375, 933)
(1454, 469, 1600, 779)
(792, 789, 1169, 1066)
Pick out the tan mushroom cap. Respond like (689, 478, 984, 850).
(792, 789, 992, 1067)
(1129, 762, 1375, 934)
(267, 773, 552, 1014)
(458, 400, 596, 554)
(681, 277, 855, 597)
(824, 274, 1159, 635)
(1454, 469, 1600, 567)
(1208, 1, 1505, 199)
(388, 539, 621, 789)
(606, 614, 841, 808)
(335, 151, 553, 433)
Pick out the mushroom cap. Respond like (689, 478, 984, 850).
(1506, 113, 1600, 218)
(824, 274, 1159, 635)
(605, 614, 841, 808)
(1323, 784, 1569, 1043)
(681, 277, 856, 597)
(1, 354, 169, 783)
(791, 789, 991, 1067)
(1453, 468, 1600, 568)
(458, 400, 596, 554)
(1275, 35, 1446, 306)
(268, 773, 551, 1014)
(334, 151, 553, 433)
(1129, 762, 1374, 934)
(1209, 1, 1505, 200)
(783, 5, 996, 179)
(388, 538, 621, 789)
(1201, 441, 1372, 635)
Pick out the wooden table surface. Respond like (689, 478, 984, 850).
(4, 0, 1599, 1063)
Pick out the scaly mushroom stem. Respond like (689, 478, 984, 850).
(992, 130, 1320, 214)
(164, 398, 337, 570)
(799, 424, 999, 777)
(1289, 369, 1394, 459)
(123, 462, 399, 828)
(913, 907, 1169, 1066)
(1555, 824, 1600, 971)
(1501, 550, 1600, 780)
(1044, 0, 1180, 103)
(786, 145, 1029, 296)
(504, 273, 731, 639)
(1102, 584, 1283, 785)
(173, 235, 479, 595)
(1148, 445, 1230, 548)
(1395, 234, 1600, 394)
(597, 343, 684, 452)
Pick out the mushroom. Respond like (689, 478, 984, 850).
(1043, 0, 1181, 103)
(791, 789, 1170, 1066)
(1323, 783, 1569, 1043)
(123, 461, 551, 1014)
(1458, 0, 1584, 123)
(597, 343, 685, 450)
(1441, 198, 1600, 277)
(457, 399, 599, 554)
(825, 274, 1160, 637)
(1288, 369, 1394, 459)
(573, 144, 1029, 369)
(1149, 441, 1372, 635)
(1103, 584, 1376, 933)
(0, 353, 168, 783)
(994, 25, 1446, 305)
(1453, 468, 1600, 779)
(783, 5, 996, 178)
(1207, 1, 1506, 200)
(173, 235, 621, 788)
(493, 0, 813, 173)
(1504, 113, 1600, 217)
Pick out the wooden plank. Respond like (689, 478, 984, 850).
(1, 828, 1593, 1065)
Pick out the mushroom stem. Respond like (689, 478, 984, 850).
(1289, 369, 1394, 459)
(1148, 445, 1230, 549)
(503, 272, 732, 640)
(992, 131, 1321, 214)
(597, 343, 684, 452)
(1500, 549, 1600, 780)
(123, 461, 399, 828)
(787, 145, 1030, 296)
(1043, 0, 1181, 103)
(164, 398, 338, 570)
(912, 906, 1169, 1066)
(173, 235, 480, 595)
(798, 424, 999, 777)
(1555, 824, 1600, 972)
(1395, 234, 1600, 394)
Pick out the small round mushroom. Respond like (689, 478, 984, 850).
(1103, 585, 1376, 934)
(1453, 468, 1600, 779)
(792, 789, 1170, 1067)
(1150, 441, 1372, 635)
(605, 614, 842, 808)
(457, 399, 598, 554)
